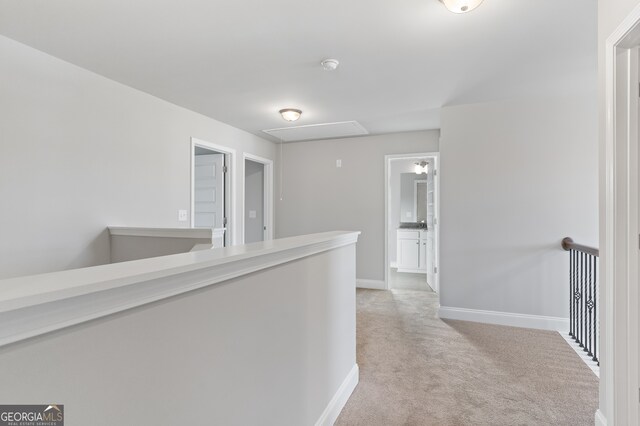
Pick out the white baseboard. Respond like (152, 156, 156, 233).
(315, 364, 359, 426)
(438, 306, 569, 332)
(595, 409, 606, 426)
(356, 279, 386, 290)
(559, 332, 599, 378)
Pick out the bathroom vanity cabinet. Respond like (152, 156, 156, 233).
(396, 229, 432, 273)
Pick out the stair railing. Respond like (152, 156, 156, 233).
(561, 237, 599, 365)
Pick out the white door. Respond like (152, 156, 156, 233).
(419, 238, 427, 271)
(637, 48, 640, 421)
(426, 235, 434, 279)
(427, 166, 437, 289)
(194, 154, 225, 245)
(398, 239, 420, 270)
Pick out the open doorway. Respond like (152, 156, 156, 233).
(385, 153, 439, 292)
(191, 137, 234, 248)
(243, 153, 273, 243)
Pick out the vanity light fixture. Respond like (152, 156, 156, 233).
(279, 108, 302, 122)
(414, 161, 429, 175)
(439, 0, 484, 14)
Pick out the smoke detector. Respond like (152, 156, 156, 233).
(321, 59, 339, 71)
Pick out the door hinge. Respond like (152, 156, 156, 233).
(433, 169, 438, 176)
(223, 165, 228, 173)
(223, 217, 227, 226)
(434, 266, 438, 274)
(434, 217, 438, 225)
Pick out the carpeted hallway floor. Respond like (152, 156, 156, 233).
(335, 289, 599, 426)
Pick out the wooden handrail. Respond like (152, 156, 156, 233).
(561, 237, 599, 257)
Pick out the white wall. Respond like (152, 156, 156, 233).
(439, 94, 598, 319)
(109, 234, 211, 263)
(0, 35, 277, 279)
(275, 131, 439, 282)
(0, 243, 357, 426)
(244, 159, 265, 243)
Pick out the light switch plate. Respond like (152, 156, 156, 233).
(249, 210, 257, 219)
(178, 209, 188, 222)
(336, 159, 342, 168)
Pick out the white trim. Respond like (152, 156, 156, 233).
(595, 409, 607, 426)
(384, 152, 440, 292)
(559, 332, 600, 378)
(190, 137, 237, 246)
(432, 157, 440, 294)
(0, 231, 360, 348)
(314, 364, 359, 426)
(438, 306, 569, 332)
(108, 227, 212, 239)
(356, 279, 386, 290)
(242, 153, 274, 243)
(604, 7, 640, 424)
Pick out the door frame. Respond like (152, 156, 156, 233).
(602, 7, 640, 425)
(190, 137, 236, 246)
(384, 152, 440, 292)
(242, 153, 274, 243)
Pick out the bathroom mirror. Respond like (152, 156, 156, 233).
(399, 173, 428, 223)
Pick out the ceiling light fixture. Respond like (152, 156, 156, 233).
(321, 59, 340, 71)
(414, 160, 429, 175)
(439, 0, 484, 14)
(279, 108, 302, 122)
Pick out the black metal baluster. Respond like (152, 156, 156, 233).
(580, 254, 589, 352)
(585, 255, 593, 356)
(583, 252, 588, 350)
(578, 252, 584, 347)
(569, 250, 574, 338)
(574, 250, 580, 344)
(593, 262, 600, 365)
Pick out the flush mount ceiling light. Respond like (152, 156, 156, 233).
(279, 108, 302, 122)
(321, 58, 340, 71)
(414, 160, 429, 175)
(439, 0, 484, 13)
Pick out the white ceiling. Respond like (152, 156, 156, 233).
(0, 0, 596, 142)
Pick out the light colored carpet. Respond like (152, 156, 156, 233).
(336, 289, 599, 426)
(389, 269, 431, 291)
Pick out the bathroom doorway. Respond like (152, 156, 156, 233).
(384, 153, 439, 292)
(242, 153, 273, 243)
